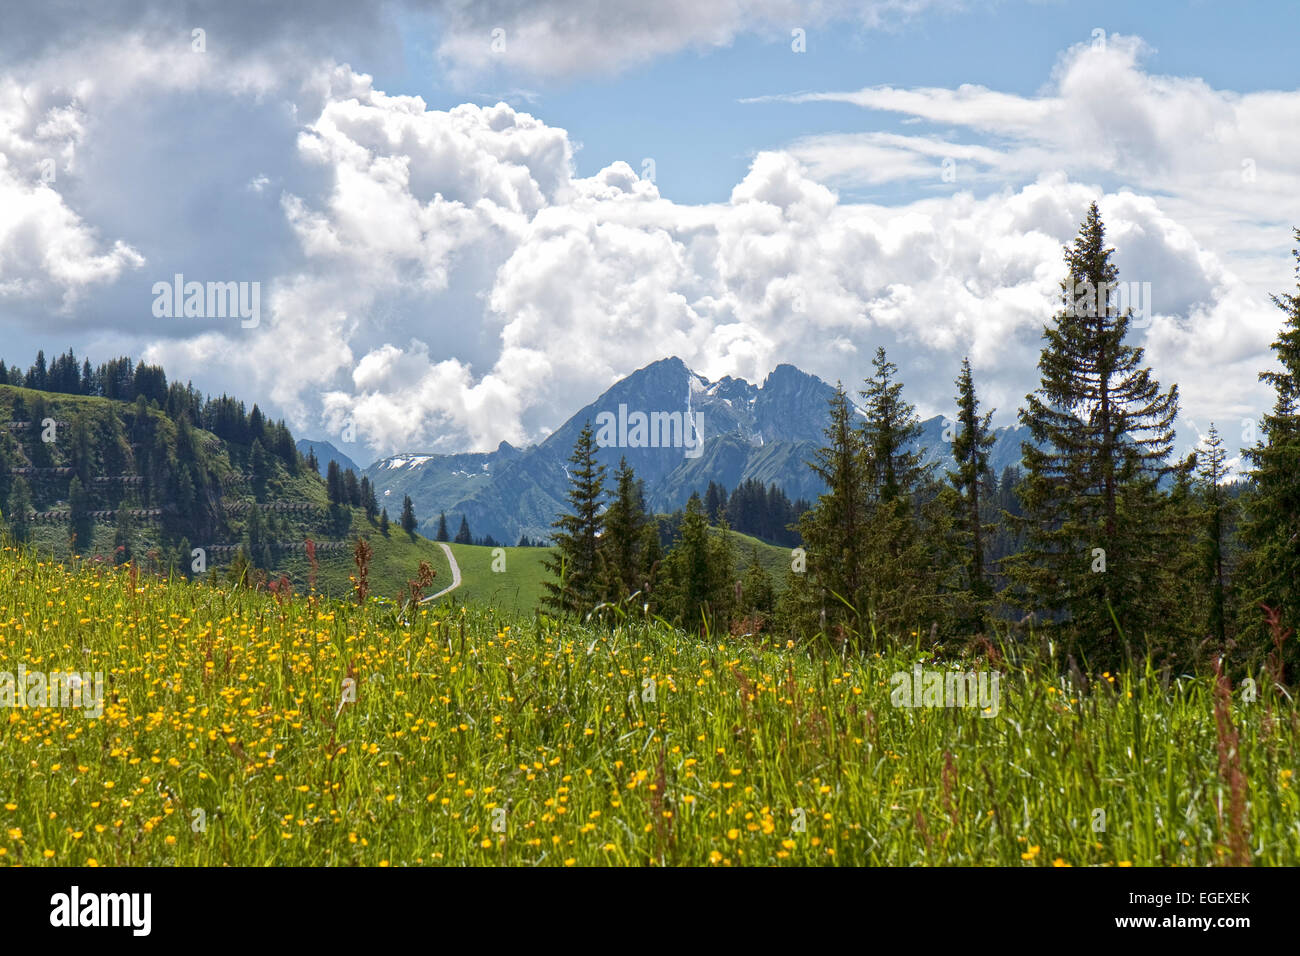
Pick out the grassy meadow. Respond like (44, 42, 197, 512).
(431, 531, 790, 616)
(0, 545, 1296, 867)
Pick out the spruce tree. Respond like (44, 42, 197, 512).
(1008, 202, 1181, 666)
(858, 347, 934, 642)
(797, 384, 871, 637)
(249, 438, 271, 501)
(401, 495, 418, 536)
(660, 493, 733, 631)
(600, 457, 650, 603)
(1240, 229, 1300, 661)
(948, 357, 996, 631)
(704, 481, 723, 524)
(435, 511, 450, 542)
(360, 476, 378, 521)
(379, 508, 390, 536)
(542, 423, 607, 617)
(344, 469, 361, 508)
(326, 460, 343, 505)
(1196, 425, 1233, 649)
(453, 514, 472, 544)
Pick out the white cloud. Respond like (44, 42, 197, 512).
(0, 80, 144, 309)
(433, 0, 951, 84)
(764, 34, 1300, 285)
(1, 20, 1292, 467)
(237, 73, 1273, 456)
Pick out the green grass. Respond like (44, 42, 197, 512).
(267, 516, 455, 604)
(0, 545, 1296, 867)
(438, 542, 552, 615)
(435, 530, 791, 616)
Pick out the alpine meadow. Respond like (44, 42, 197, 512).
(1, 2, 1298, 927)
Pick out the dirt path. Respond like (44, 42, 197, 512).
(421, 542, 462, 602)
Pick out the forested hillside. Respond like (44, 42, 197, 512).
(0, 353, 446, 599)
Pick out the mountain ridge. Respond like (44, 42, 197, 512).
(360, 356, 1032, 545)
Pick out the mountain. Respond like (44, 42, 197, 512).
(296, 439, 361, 477)
(366, 356, 1033, 546)
(0, 382, 450, 599)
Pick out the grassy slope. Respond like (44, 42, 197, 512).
(440, 543, 552, 614)
(434, 530, 793, 615)
(2, 547, 1295, 866)
(265, 516, 455, 605)
(0, 385, 446, 601)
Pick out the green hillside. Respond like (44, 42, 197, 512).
(0, 384, 444, 601)
(263, 514, 455, 603)
(430, 528, 793, 615)
(438, 542, 553, 614)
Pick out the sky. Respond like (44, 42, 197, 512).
(2, 0, 1298, 469)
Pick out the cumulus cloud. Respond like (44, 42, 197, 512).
(199, 70, 1269, 457)
(1, 9, 1292, 466)
(762, 35, 1300, 279)
(0, 79, 144, 310)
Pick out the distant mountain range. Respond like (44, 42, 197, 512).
(296, 439, 360, 478)
(320, 357, 1032, 546)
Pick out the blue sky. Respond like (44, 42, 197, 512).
(1, 1, 1297, 465)
(373, 1, 1300, 205)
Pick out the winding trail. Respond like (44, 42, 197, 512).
(421, 542, 462, 603)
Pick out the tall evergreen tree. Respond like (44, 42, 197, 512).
(26, 350, 47, 391)
(796, 384, 871, 637)
(435, 511, 450, 542)
(360, 476, 378, 521)
(343, 469, 361, 508)
(326, 460, 344, 505)
(1239, 229, 1300, 663)
(249, 438, 271, 500)
(704, 481, 724, 524)
(401, 495, 418, 536)
(1008, 202, 1181, 666)
(542, 423, 607, 617)
(1195, 425, 1233, 649)
(858, 347, 935, 641)
(600, 457, 650, 603)
(948, 357, 997, 631)
(453, 514, 471, 544)
(862, 347, 927, 503)
(661, 493, 734, 631)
